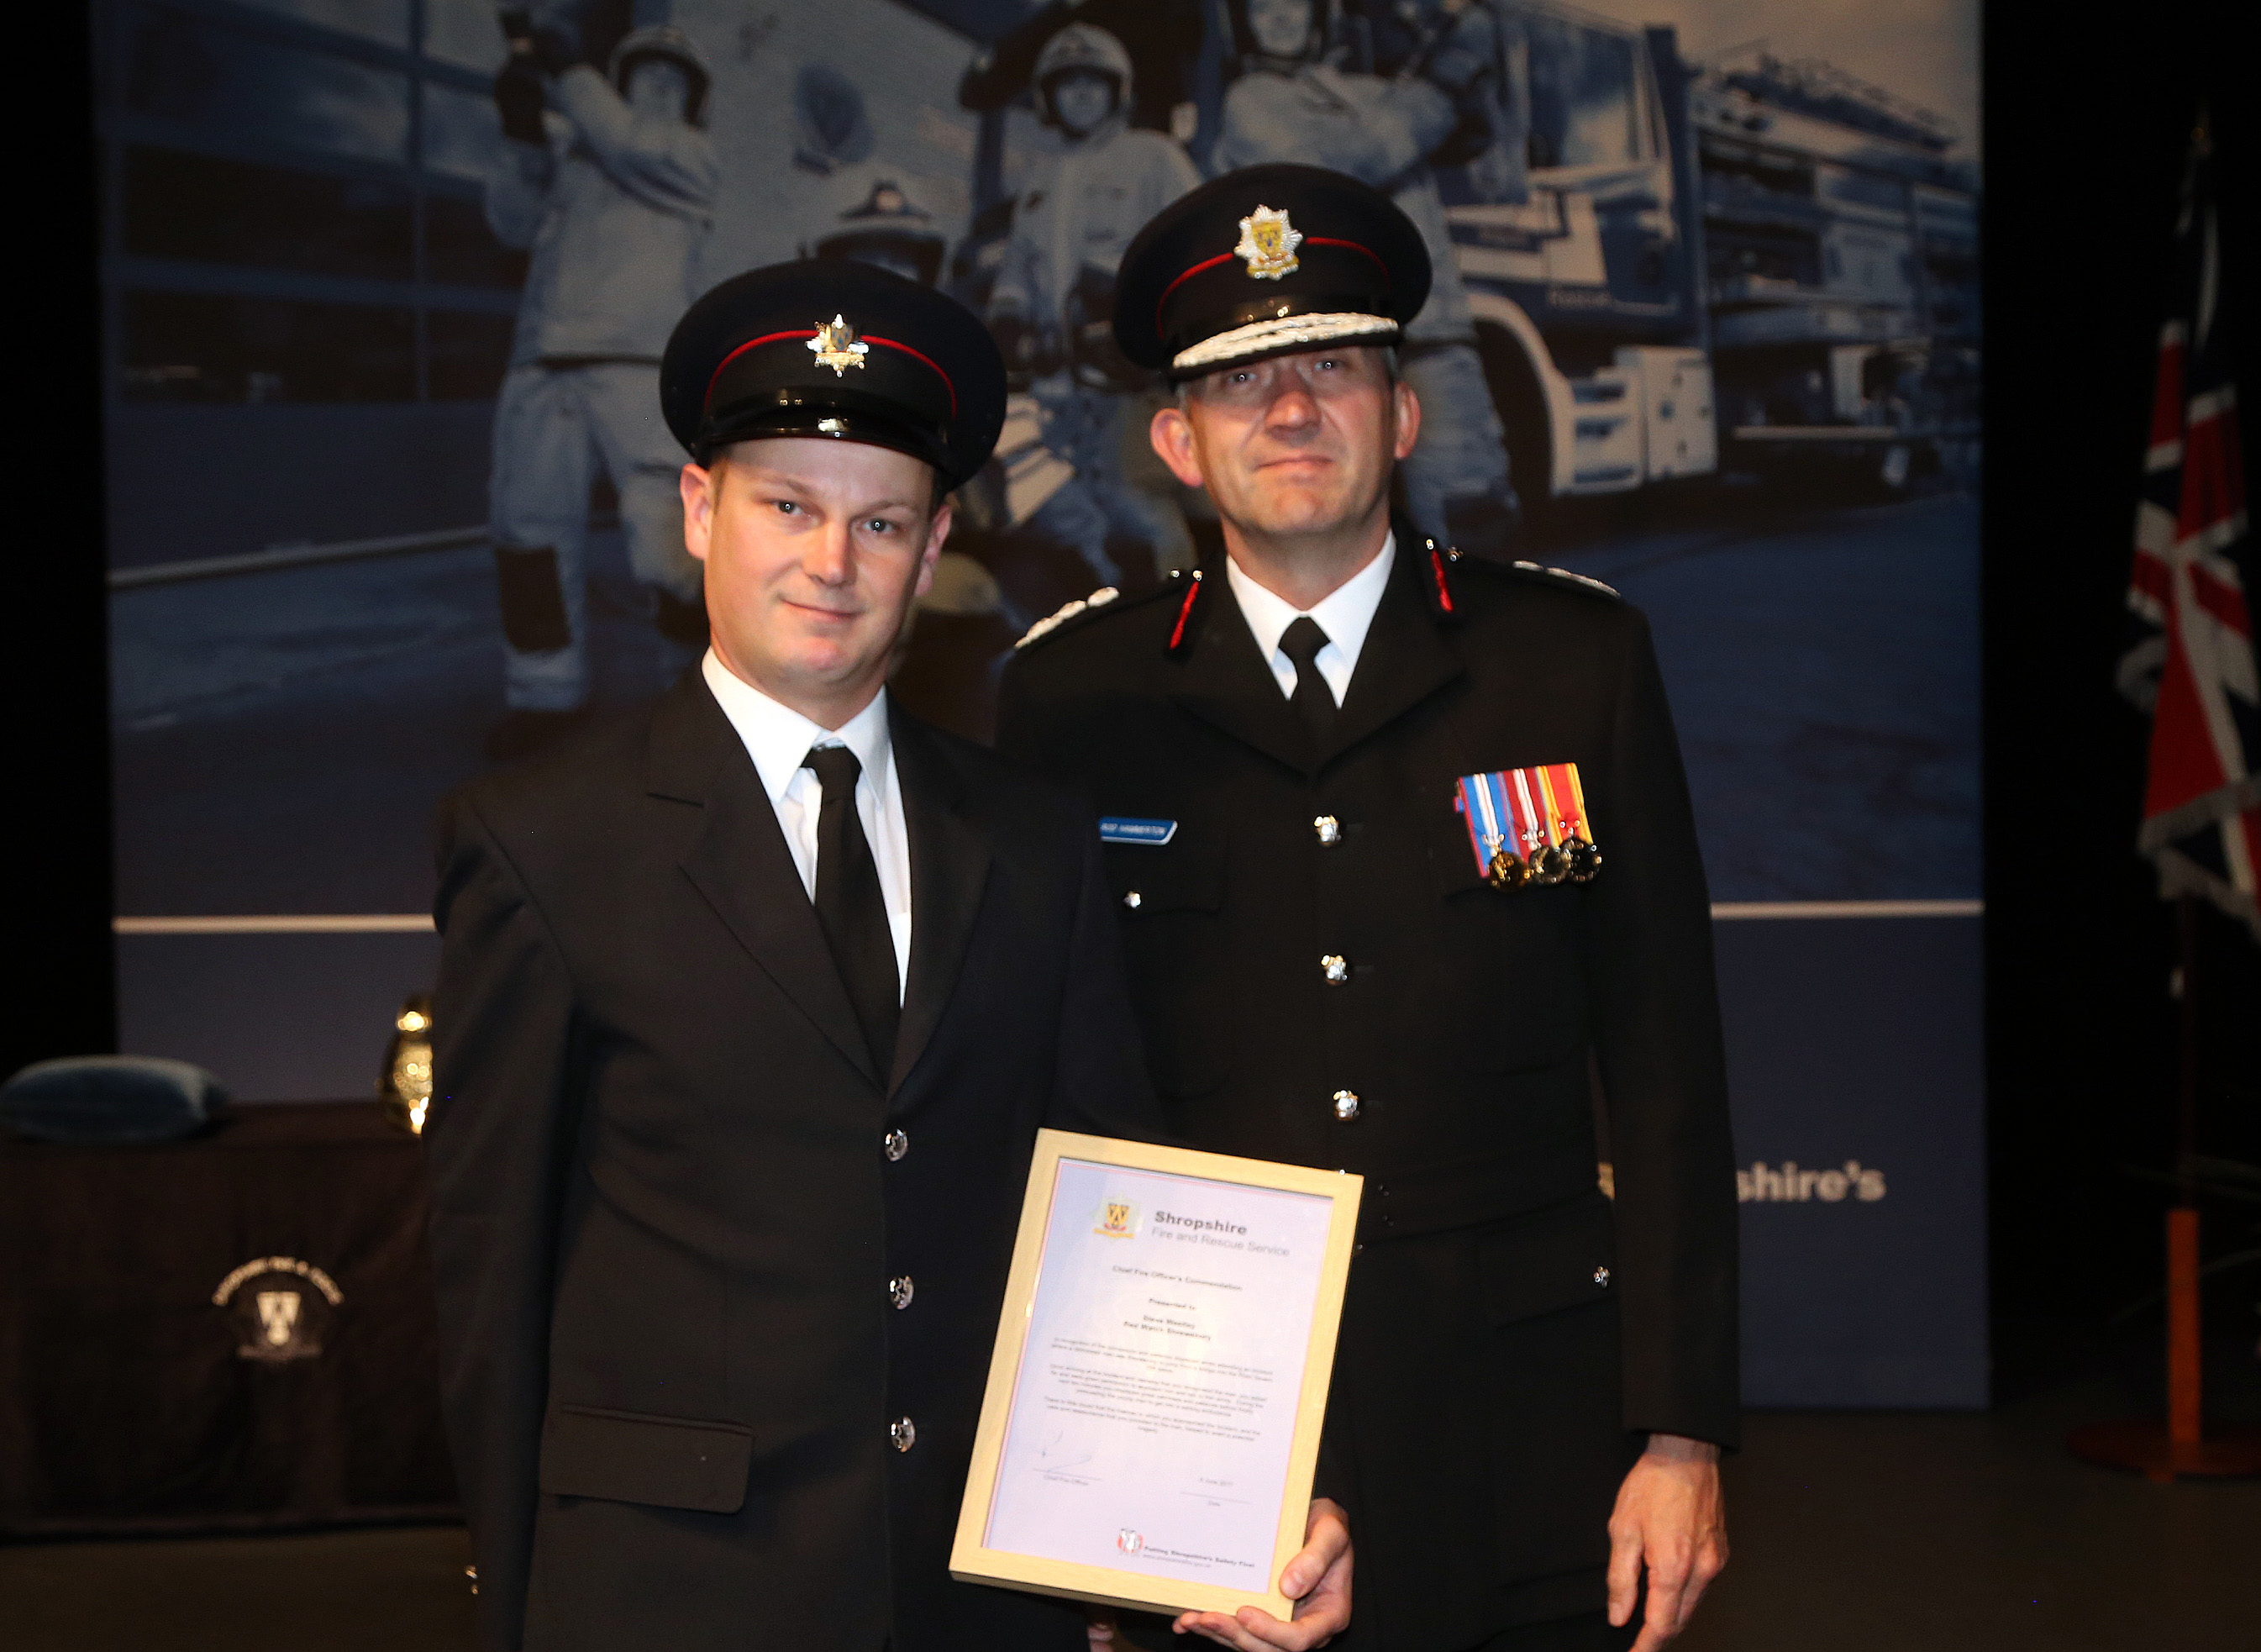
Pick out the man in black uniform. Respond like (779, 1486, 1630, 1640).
(999, 167, 1736, 1652)
(423, 260, 1349, 1649)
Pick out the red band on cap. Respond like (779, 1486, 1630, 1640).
(1304, 237, 1389, 283)
(1156, 254, 1236, 334)
(703, 329, 957, 418)
(706, 331, 813, 407)
(862, 333, 956, 417)
(1154, 239, 1392, 340)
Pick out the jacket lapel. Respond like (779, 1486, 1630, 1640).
(888, 708, 991, 1096)
(1327, 539, 1467, 763)
(1168, 572, 1315, 775)
(653, 674, 880, 1086)
(1169, 535, 1466, 776)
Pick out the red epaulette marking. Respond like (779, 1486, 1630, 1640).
(1428, 547, 1455, 614)
(1167, 570, 1205, 652)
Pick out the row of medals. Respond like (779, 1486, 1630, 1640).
(1487, 832, 1602, 892)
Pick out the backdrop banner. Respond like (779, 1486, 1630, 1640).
(97, 0, 1984, 1405)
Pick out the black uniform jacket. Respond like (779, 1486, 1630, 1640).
(998, 537, 1738, 1650)
(425, 671, 1163, 1651)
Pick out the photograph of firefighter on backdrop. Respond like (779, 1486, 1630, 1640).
(481, 13, 717, 760)
(1217, 0, 1519, 556)
(100, 0, 1980, 1094)
(983, 23, 1201, 588)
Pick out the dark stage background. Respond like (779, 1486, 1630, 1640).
(10, 0, 2255, 1444)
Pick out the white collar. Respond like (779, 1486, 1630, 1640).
(1225, 530, 1395, 677)
(701, 650, 893, 803)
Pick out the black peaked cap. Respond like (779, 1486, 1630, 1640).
(660, 259, 1007, 485)
(1114, 164, 1431, 381)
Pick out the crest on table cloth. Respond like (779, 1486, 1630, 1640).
(1235, 206, 1302, 280)
(213, 1255, 344, 1363)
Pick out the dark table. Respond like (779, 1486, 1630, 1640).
(0, 1102, 457, 1534)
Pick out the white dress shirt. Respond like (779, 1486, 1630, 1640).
(1224, 532, 1396, 707)
(701, 650, 912, 1000)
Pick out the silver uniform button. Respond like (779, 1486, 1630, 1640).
(1321, 954, 1349, 985)
(1123, 891, 1143, 910)
(889, 1275, 915, 1310)
(883, 1129, 909, 1162)
(1313, 814, 1341, 845)
(890, 1416, 916, 1452)
(1332, 1089, 1360, 1122)
(1593, 1266, 1611, 1288)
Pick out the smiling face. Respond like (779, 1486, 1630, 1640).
(681, 437, 948, 729)
(1151, 347, 1417, 557)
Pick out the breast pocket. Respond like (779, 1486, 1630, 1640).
(1422, 802, 1583, 1074)
(1104, 830, 1233, 1098)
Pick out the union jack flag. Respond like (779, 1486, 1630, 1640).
(2119, 117, 2259, 938)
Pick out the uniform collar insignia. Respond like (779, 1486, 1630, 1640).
(1235, 205, 1302, 280)
(808, 314, 870, 376)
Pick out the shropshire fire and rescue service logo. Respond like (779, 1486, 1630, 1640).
(1235, 205, 1302, 280)
(213, 1255, 343, 1363)
(1117, 1528, 1146, 1555)
(807, 314, 869, 376)
(1095, 1200, 1138, 1239)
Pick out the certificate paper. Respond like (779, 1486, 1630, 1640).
(952, 1131, 1362, 1618)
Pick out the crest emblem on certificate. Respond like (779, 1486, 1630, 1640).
(1453, 764, 1602, 891)
(1095, 1200, 1138, 1238)
(807, 313, 869, 376)
(1116, 1528, 1146, 1555)
(1235, 205, 1302, 279)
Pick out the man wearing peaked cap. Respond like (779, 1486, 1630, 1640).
(659, 256, 1008, 483)
(1004, 168, 1737, 1652)
(1111, 162, 1432, 385)
(423, 260, 1355, 1649)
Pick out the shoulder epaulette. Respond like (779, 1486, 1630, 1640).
(1012, 580, 1180, 651)
(1015, 587, 1117, 649)
(1501, 559, 1622, 602)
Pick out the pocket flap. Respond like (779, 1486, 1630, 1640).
(539, 1405, 754, 1513)
(1104, 829, 1226, 914)
(1476, 1190, 1617, 1325)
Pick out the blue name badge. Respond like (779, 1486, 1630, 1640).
(1099, 817, 1178, 847)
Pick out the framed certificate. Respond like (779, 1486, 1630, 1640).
(951, 1129, 1363, 1619)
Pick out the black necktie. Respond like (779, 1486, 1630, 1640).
(802, 745, 899, 1082)
(1280, 615, 1337, 755)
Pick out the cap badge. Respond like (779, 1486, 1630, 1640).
(808, 314, 870, 376)
(1235, 205, 1302, 280)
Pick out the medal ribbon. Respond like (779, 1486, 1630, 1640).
(1455, 771, 1510, 876)
(1537, 762, 1591, 844)
(1456, 764, 1596, 879)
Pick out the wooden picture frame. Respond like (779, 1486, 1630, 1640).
(950, 1129, 1364, 1619)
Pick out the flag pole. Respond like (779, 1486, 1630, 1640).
(2067, 99, 2261, 1481)
(2067, 895, 2260, 1479)
(2165, 894, 2202, 1449)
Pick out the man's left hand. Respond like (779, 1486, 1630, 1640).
(1606, 1433, 1727, 1652)
(1171, 1497, 1350, 1649)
